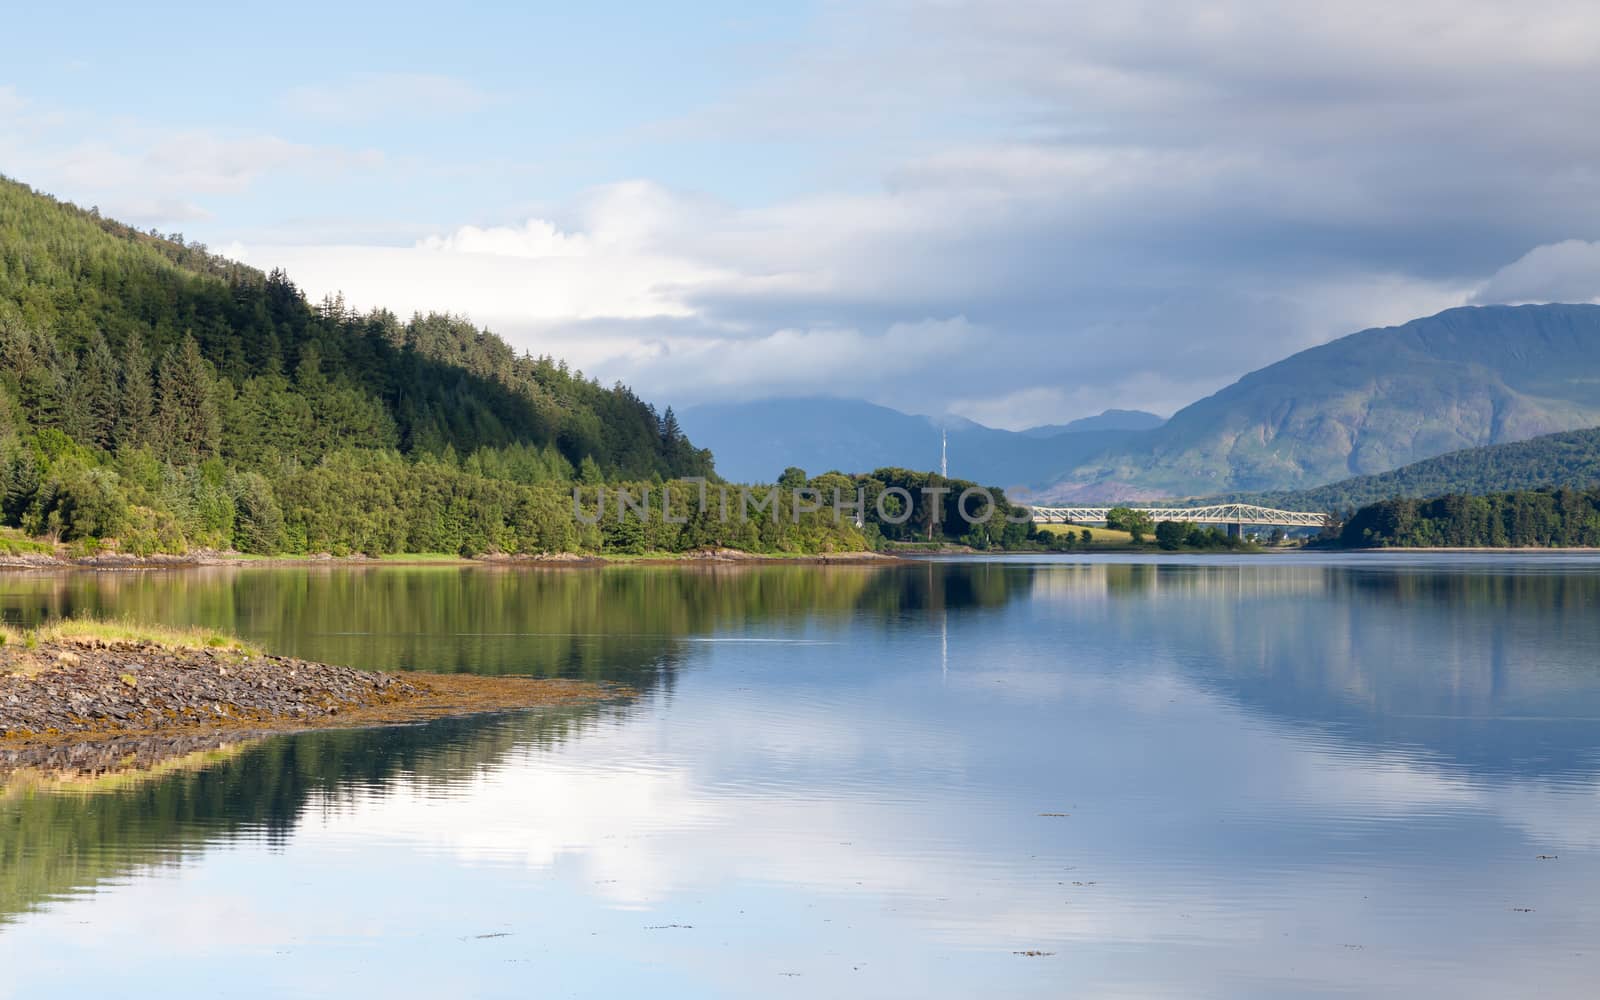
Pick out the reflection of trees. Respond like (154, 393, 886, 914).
(0, 564, 1031, 681)
(0, 702, 621, 926)
(1082, 562, 1600, 778)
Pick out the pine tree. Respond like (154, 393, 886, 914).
(156, 336, 222, 461)
(294, 342, 327, 395)
(60, 353, 93, 444)
(117, 329, 154, 447)
(81, 332, 121, 448)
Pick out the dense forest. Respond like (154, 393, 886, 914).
(0, 176, 1035, 557)
(1335, 487, 1600, 548)
(1220, 426, 1600, 513)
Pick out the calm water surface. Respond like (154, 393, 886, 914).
(2, 554, 1599, 997)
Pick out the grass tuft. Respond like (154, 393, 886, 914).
(24, 616, 258, 654)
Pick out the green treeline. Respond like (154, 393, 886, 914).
(1337, 487, 1600, 548)
(838, 466, 1034, 550)
(566, 466, 1034, 557)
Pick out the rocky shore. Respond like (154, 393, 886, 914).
(1, 633, 625, 778)
(0, 641, 422, 738)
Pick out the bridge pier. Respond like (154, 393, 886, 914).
(1226, 522, 1242, 541)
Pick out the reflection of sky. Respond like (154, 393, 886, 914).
(4, 556, 1600, 997)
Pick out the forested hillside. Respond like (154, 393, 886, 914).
(1217, 426, 1600, 513)
(1336, 487, 1600, 548)
(0, 175, 734, 555)
(0, 175, 711, 476)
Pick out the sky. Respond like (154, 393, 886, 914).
(5, 1, 1600, 429)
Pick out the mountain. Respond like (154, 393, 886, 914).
(1043, 304, 1600, 501)
(1215, 426, 1600, 513)
(675, 397, 1144, 486)
(1019, 409, 1165, 438)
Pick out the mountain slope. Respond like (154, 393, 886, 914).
(1048, 304, 1600, 500)
(676, 397, 1141, 486)
(1216, 425, 1600, 512)
(0, 174, 711, 481)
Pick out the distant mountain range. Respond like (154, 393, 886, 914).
(687, 304, 1600, 501)
(675, 399, 1164, 486)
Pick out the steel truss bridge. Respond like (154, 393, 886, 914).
(1027, 503, 1329, 529)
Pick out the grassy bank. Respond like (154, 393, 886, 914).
(1033, 524, 1140, 547)
(1, 617, 255, 654)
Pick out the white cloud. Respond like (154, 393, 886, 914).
(1472, 239, 1600, 305)
(236, 233, 721, 335)
(417, 218, 589, 258)
(280, 72, 493, 121)
(604, 316, 984, 401)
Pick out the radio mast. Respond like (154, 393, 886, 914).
(940, 427, 948, 478)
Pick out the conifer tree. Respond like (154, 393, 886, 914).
(117, 329, 154, 447)
(60, 353, 93, 444)
(81, 332, 121, 448)
(156, 336, 222, 461)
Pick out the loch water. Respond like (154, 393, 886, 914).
(2, 554, 1598, 998)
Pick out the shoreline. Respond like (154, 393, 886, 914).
(0, 547, 908, 571)
(1, 632, 629, 780)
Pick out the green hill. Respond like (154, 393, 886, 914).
(1044, 304, 1600, 500)
(0, 175, 711, 480)
(0, 175, 769, 556)
(1215, 426, 1600, 513)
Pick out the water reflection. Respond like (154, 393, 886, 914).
(0, 563, 1027, 682)
(2, 556, 1599, 998)
(1, 706, 623, 926)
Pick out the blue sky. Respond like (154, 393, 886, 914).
(6, 1, 1600, 427)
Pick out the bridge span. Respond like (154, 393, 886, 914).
(1027, 503, 1328, 529)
